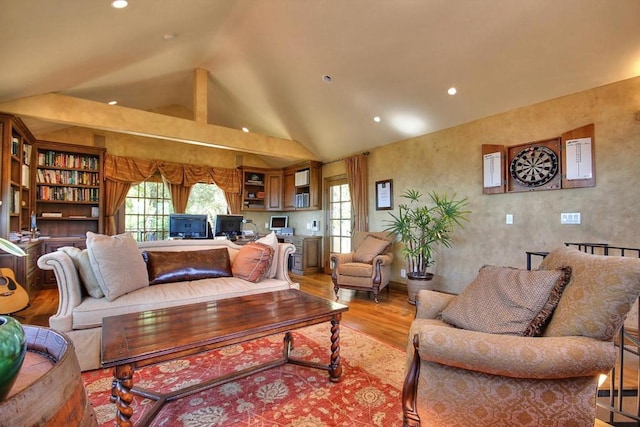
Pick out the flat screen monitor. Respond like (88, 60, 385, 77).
(269, 215, 288, 232)
(214, 214, 244, 239)
(169, 214, 209, 239)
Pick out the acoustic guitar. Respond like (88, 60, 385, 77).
(0, 268, 29, 315)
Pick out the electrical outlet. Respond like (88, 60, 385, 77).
(400, 269, 406, 278)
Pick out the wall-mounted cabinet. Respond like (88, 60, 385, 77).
(33, 141, 105, 237)
(0, 114, 34, 240)
(283, 161, 322, 211)
(241, 162, 321, 212)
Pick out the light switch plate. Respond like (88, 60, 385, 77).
(506, 214, 513, 224)
(561, 212, 581, 224)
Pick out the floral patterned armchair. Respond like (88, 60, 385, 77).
(402, 246, 640, 427)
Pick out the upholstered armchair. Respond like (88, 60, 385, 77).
(402, 246, 640, 427)
(331, 231, 393, 303)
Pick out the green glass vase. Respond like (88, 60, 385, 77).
(0, 315, 27, 401)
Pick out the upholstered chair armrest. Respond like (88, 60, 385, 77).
(372, 253, 393, 267)
(415, 325, 616, 379)
(415, 290, 456, 320)
(331, 252, 354, 265)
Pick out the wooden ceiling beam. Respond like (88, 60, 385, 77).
(0, 93, 318, 161)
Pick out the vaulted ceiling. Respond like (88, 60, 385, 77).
(1, 0, 639, 166)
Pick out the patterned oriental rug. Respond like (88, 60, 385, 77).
(82, 323, 406, 426)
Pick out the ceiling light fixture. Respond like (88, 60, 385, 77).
(373, 116, 381, 123)
(242, 127, 250, 133)
(162, 33, 176, 41)
(448, 87, 457, 95)
(111, 0, 128, 9)
(322, 74, 333, 84)
(108, 100, 118, 105)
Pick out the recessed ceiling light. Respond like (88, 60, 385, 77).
(111, 0, 128, 9)
(448, 87, 457, 95)
(107, 100, 118, 105)
(242, 127, 250, 133)
(322, 74, 333, 84)
(373, 116, 381, 123)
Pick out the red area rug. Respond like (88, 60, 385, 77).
(82, 324, 405, 426)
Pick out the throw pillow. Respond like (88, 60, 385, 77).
(539, 246, 640, 341)
(255, 231, 279, 278)
(231, 242, 274, 283)
(142, 248, 232, 285)
(353, 235, 391, 264)
(58, 246, 104, 299)
(86, 231, 149, 302)
(441, 265, 571, 336)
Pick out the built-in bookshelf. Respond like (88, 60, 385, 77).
(0, 114, 34, 240)
(33, 141, 105, 237)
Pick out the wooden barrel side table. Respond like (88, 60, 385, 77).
(0, 325, 97, 427)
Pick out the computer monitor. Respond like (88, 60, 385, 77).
(214, 214, 244, 240)
(169, 214, 209, 239)
(269, 215, 288, 232)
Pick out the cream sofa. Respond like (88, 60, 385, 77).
(38, 238, 298, 371)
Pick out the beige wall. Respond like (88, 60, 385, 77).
(37, 77, 640, 294)
(358, 76, 640, 293)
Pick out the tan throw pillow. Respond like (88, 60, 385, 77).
(540, 246, 640, 340)
(442, 265, 571, 336)
(255, 231, 279, 278)
(353, 235, 390, 264)
(142, 248, 232, 285)
(58, 246, 104, 299)
(86, 232, 149, 301)
(231, 242, 274, 283)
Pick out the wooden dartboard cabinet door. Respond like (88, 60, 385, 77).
(560, 123, 595, 189)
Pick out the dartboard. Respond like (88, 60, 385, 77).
(509, 146, 559, 187)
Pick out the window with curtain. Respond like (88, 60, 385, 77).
(125, 182, 227, 241)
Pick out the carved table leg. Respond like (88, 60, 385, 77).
(329, 313, 343, 382)
(113, 363, 135, 427)
(283, 331, 294, 358)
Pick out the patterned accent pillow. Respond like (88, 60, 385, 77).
(231, 242, 274, 283)
(441, 265, 571, 336)
(353, 236, 390, 264)
(540, 246, 640, 341)
(142, 248, 232, 285)
(255, 232, 279, 278)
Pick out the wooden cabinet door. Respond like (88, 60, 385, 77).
(283, 171, 295, 210)
(265, 171, 283, 211)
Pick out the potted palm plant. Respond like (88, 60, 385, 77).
(384, 189, 470, 304)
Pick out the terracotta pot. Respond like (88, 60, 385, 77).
(406, 273, 434, 305)
(0, 315, 26, 400)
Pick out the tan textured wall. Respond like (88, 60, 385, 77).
(364, 77, 640, 293)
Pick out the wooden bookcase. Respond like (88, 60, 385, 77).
(283, 161, 322, 211)
(33, 141, 105, 237)
(0, 114, 34, 240)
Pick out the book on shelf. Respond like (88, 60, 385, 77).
(69, 215, 88, 219)
(41, 212, 63, 218)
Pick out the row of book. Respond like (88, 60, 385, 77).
(295, 192, 310, 208)
(37, 151, 99, 170)
(11, 137, 32, 165)
(37, 186, 99, 202)
(37, 169, 99, 186)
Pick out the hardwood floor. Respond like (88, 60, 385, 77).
(16, 272, 415, 351)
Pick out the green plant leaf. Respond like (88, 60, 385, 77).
(0, 238, 27, 257)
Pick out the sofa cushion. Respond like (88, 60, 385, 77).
(231, 242, 274, 282)
(442, 265, 571, 336)
(142, 248, 232, 285)
(255, 232, 279, 278)
(58, 246, 104, 299)
(86, 232, 149, 301)
(539, 246, 640, 340)
(353, 235, 391, 264)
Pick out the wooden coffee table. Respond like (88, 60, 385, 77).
(101, 289, 349, 427)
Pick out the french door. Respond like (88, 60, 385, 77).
(324, 176, 352, 273)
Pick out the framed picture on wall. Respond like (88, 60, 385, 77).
(375, 179, 393, 210)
